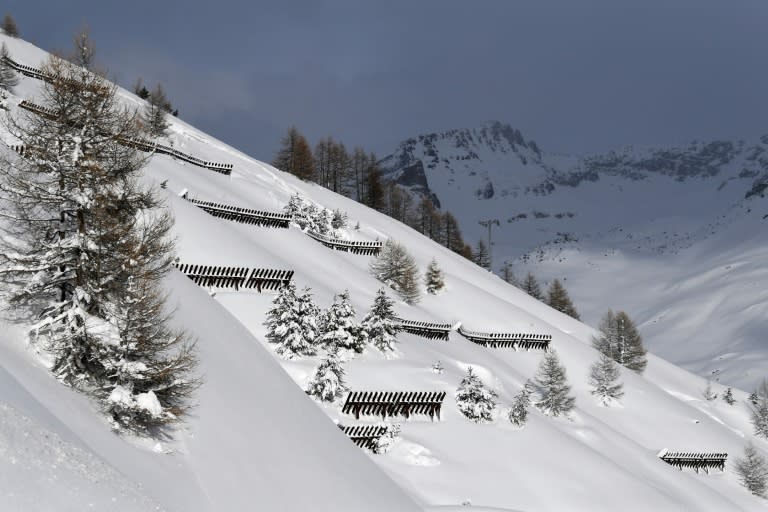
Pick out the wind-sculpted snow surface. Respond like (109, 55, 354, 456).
(1, 33, 767, 511)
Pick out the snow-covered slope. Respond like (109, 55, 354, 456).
(379, 122, 768, 390)
(1, 35, 767, 511)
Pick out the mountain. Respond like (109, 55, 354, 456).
(379, 122, 768, 390)
(2, 34, 768, 511)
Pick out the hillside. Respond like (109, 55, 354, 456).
(379, 122, 768, 390)
(1, 35, 767, 511)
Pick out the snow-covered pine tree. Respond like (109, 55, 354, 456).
(521, 272, 544, 300)
(361, 288, 401, 353)
(0, 45, 196, 433)
(0, 43, 19, 92)
(473, 239, 491, 270)
(369, 239, 421, 304)
(331, 209, 347, 229)
(588, 352, 624, 406)
(546, 278, 580, 320)
(142, 83, 171, 137)
(264, 282, 320, 359)
(592, 310, 647, 374)
(319, 290, 365, 354)
(723, 387, 735, 405)
(703, 380, 718, 401)
(508, 380, 533, 427)
(751, 379, 768, 439)
(455, 367, 498, 423)
(424, 258, 445, 295)
(1, 13, 18, 37)
(534, 350, 575, 417)
(306, 347, 348, 403)
(750, 391, 761, 407)
(735, 442, 768, 498)
(372, 423, 401, 454)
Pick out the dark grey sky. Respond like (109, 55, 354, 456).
(6, 0, 768, 160)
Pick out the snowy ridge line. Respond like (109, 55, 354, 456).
(658, 451, 727, 473)
(395, 318, 452, 341)
(338, 424, 389, 450)
(15, 97, 234, 175)
(306, 230, 383, 256)
(341, 391, 446, 421)
(174, 262, 293, 292)
(456, 326, 551, 351)
(181, 194, 290, 228)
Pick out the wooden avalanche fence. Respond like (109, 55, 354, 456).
(338, 425, 388, 451)
(658, 450, 727, 474)
(306, 231, 383, 256)
(175, 263, 293, 291)
(457, 325, 551, 351)
(2, 54, 58, 83)
(182, 195, 290, 228)
(341, 391, 446, 421)
(396, 318, 452, 341)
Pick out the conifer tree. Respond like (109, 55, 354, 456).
(274, 126, 315, 181)
(592, 310, 647, 374)
(521, 272, 544, 300)
(306, 348, 348, 403)
(751, 379, 768, 439)
(546, 278, 580, 320)
(361, 288, 401, 353)
(0, 47, 196, 433)
(534, 350, 575, 417)
(455, 367, 498, 423)
(2, 13, 18, 37)
(508, 380, 533, 427)
(372, 423, 401, 454)
(735, 442, 768, 498)
(424, 258, 445, 295)
(264, 283, 320, 359)
(365, 164, 385, 211)
(500, 261, 517, 286)
(723, 387, 735, 405)
(319, 290, 365, 354)
(703, 380, 718, 401)
(0, 43, 19, 92)
(750, 391, 761, 407)
(369, 239, 421, 304)
(142, 83, 171, 138)
(473, 239, 491, 270)
(588, 353, 624, 406)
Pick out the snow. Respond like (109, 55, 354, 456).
(1, 33, 767, 511)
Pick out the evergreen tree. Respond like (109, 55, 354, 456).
(274, 126, 314, 181)
(132, 77, 150, 99)
(264, 283, 320, 359)
(473, 239, 491, 270)
(546, 278, 580, 320)
(0, 48, 196, 433)
(500, 261, 518, 286)
(723, 387, 735, 405)
(361, 288, 401, 353)
(751, 379, 768, 439)
(319, 290, 365, 354)
(0, 43, 19, 92)
(455, 367, 498, 423)
(142, 83, 171, 137)
(588, 353, 624, 406)
(306, 348, 348, 403)
(2, 13, 18, 37)
(369, 239, 421, 304)
(521, 272, 544, 300)
(534, 350, 575, 417)
(750, 391, 761, 407)
(372, 423, 401, 454)
(735, 442, 768, 498)
(508, 380, 533, 427)
(365, 164, 385, 211)
(703, 380, 718, 401)
(592, 310, 647, 374)
(424, 258, 445, 295)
